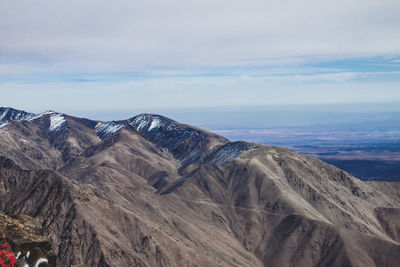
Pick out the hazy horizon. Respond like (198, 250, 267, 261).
(3, 101, 400, 121)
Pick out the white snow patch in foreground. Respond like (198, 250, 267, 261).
(49, 113, 66, 132)
(34, 258, 48, 267)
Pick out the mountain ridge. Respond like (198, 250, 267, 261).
(0, 107, 399, 267)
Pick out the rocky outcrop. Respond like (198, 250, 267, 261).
(0, 212, 56, 267)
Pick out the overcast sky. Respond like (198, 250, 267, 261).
(1, 0, 400, 114)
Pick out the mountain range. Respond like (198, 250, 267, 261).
(0, 106, 399, 267)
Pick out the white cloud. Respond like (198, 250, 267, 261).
(0, 0, 399, 75)
(1, 0, 400, 111)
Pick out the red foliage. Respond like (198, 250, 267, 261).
(0, 241, 16, 267)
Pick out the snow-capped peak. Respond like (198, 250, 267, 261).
(0, 107, 36, 131)
(130, 114, 164, 132)
(26, 110, 67, 132)
(130, 114, 150, 130)
(0, 107, 35, 123)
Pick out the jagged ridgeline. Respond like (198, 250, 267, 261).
(0, 107, 399, 267)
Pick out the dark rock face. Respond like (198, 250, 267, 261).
(129, 114, 228, 168)
(0, 107, 399, 267)
(0, 212, 56, 267)
(0, 157, 21, 170)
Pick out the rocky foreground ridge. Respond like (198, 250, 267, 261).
(0, 212, 56, 266)
(0, 107, 399, 267)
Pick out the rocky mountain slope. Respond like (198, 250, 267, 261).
(0, 107, 399, 267)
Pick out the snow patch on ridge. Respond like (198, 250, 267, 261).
(130, 114, 164, 132)
(28, 110, 57, 121)
(0, 122, 8, 130)
(49, 113, 66, 132)
(210, 142, 256, 165)
(0, 112, 6, 122)
(130, 114, 149, 130)
(0, 107, 36, 131)
(0, 107, 35, 123)
(0, 108, 67, 133)
(96, 121, 125, 137)
(148, 117, 162, 131)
